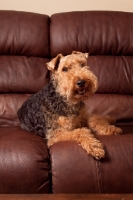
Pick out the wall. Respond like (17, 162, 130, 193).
(0, 0, 133, 15)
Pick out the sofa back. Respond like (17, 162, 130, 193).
(0, 10, 133, 127)
(50, 11, 133, 124)
(0, 11, 50, 127)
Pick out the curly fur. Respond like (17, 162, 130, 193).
(18, 51, 122, 160)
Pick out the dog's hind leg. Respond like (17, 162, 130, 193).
(88, 115, 122, 136)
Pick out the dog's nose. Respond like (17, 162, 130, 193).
(77, 80, 85, 87)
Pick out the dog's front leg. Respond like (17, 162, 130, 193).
(47, 127, 105, 160)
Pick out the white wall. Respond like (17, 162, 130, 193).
(0, 0, 133, 15)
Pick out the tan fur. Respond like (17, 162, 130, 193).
(46, 51, 122, 160)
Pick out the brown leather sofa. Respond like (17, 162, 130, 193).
(0, 10, 133, 194)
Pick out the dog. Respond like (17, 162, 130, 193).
(18, 51, 122, 159)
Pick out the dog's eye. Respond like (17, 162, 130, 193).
(80, 63, 85, 68)
(62, 67, 68, 72)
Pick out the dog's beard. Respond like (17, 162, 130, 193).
(54, 75, 98, 104)
(66, 88, 88, 104)
(67, 81, 97, 104)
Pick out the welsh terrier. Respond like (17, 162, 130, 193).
(18, 51, 122, 160)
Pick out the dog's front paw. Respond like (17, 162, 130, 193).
(89, 142, 105, 160)
(107, 125, 122, 135)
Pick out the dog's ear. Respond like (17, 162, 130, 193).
(46, 54, 63, 71)
(72, 51, 89, 59)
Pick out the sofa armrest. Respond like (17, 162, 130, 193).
(50, 125, 133, 193)
(0, 127, 51, 194)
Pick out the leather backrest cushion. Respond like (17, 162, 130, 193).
(50, 11, 133, 96)
(0, 56, 49, 93)
(88, 56, 133, 95)
(0, 11, 50, 126)
(50, 11, 133, 122)
(0, 11, 50, 93)
(86, 94, 133, 123)
(50, 11, 133, 57)
(0, 94, 29, 127)
(0, 11, 50, 57)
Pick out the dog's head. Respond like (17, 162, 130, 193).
(46, 51, 98, 104)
